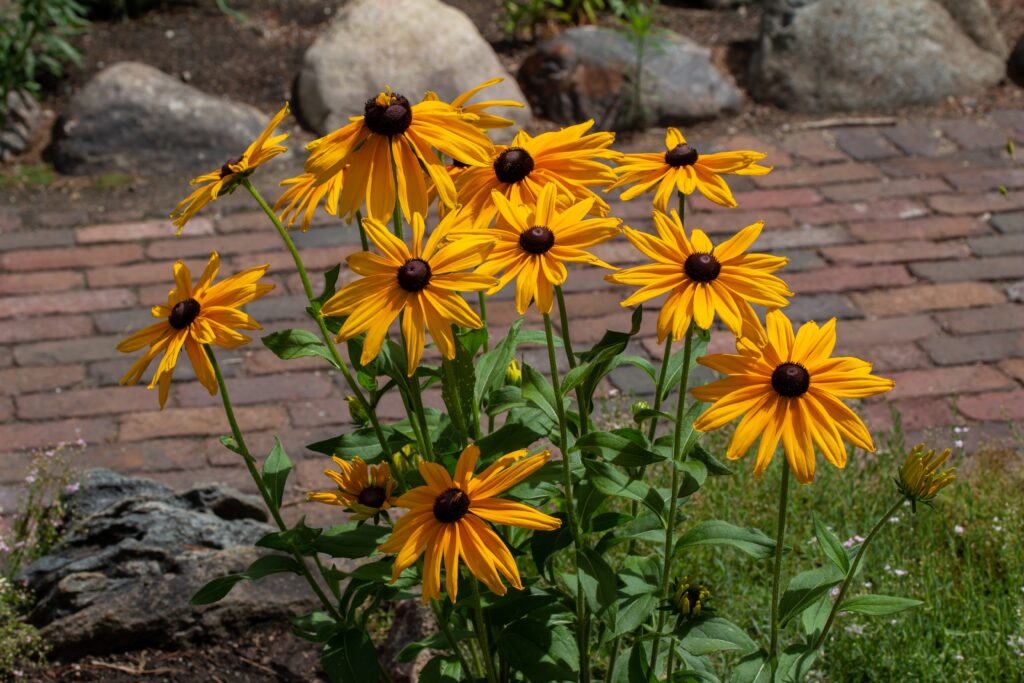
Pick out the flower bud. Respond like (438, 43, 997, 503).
(345, 396, 369, 427)
(670, 577, 711, 623)
(392, 443, 422, 476)
(896, 443, 956, 511)
(505, 358, 522, 387)
(631, 399, 651, 424)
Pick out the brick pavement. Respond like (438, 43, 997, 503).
(2, 111, 1024, 513)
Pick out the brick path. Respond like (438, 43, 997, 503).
(2, 111, 1023, 512)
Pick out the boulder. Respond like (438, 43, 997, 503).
(296, 0, 531, 135)
(52, 62, 271, 175)
(750, 0, 1007, 112)
(20, 469, 316, 660)
(1, 89, 45, 161)
(518, 25, 742, 132)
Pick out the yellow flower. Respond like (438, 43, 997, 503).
(454, 120, 618, 228)
(307, 456, 398, 521)
(608, 127, 771, 211)
(897, 444, 955, 511)
(425, 77, 524, 130)
(378, 444, 560, 603)
(171, 103, 290, 234)
(274, 170, 344, 233)
(505, 358, 523, 387)
(303, 87, 494, 223)
(671, 577, 711, 620)
(692, 309, 895, 484)
(321, 210, 497, 374)
(117, 252, 274, 408)
(606, 210, 792, 340)
(464, 182, 619, 315)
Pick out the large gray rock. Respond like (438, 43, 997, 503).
(750, 0, 1007, 113)
(518, 26, 742, 132)
(53, 62, 271, 175)
(296, 0, 531, 135)
(21, 469, 316, 660)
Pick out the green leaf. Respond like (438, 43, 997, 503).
(396, 630, 473, 663)
(813, 515, 850, 575)
(678, 616, 756, 656)
(578, 547, 618, 615)
(219, 435, 242, 454)
(257, 517, 322, 554)
(314, 523, 390, 558)
(419, 655, 463, 683)
(190, 554, 301, 605)
(574, 429, 666, 467)
(730, 651, 771, 683)
(440, 327, 478, 439)
(531, 513, 572, 578)
(474, 408, 552, 458)
(262, 438, 293, 510)
(689, 442, 733, 476)
(475, 318, 522, 404)
(261, 329, 338, 367)
(498, 619, 579, 682)
(778, 565, 845, 626)
(321, 627, 381, 683)
(839, 594, 923, 616)
(307, 427, 410, 460)
(776, 644, 818, 683)
(313, 264, 341, 306)
(291, 611, 339, 643)
(800, 593, 831, 639)
(674, 521, 776, 560)
(521, 363, 560, 425)
(583, 459, 664, 520)
(610, 586, 659, 638)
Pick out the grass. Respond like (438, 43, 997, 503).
(681, 425, 1024, 682)
(0, 163, 56, 189)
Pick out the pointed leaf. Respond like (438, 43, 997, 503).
(674, 520, 775, 559)
(262, 438, 292, 510)
(839, 594, 923, 616)
(813, 515, 850, 574)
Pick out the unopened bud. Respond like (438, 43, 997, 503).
(345, 396, 369, 427)
(505, 358, 522, 387)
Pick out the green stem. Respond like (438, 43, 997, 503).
(443, 355, 471, 447)
(648, 324, 695, 675)
(205, 346, 341, 621)
(812, 497, 905, 652)
(431, 601, 475, 677)
(355, 209, 370, 252)
(645, 333, 674, 442)
(769, 464, 792, 672)
(555, 285, 590, 442)
(678, 189, 686, 222)
(479, 292, 489, 353)
(242, 179, 398, 482)
(472, 579, 499, 683)
(543, 312, 589, 683)
(390, 150, 404, 239)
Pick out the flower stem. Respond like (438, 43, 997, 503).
(355, 209, 370, 252)
(443, 354, 471, 447)
(205, 345, 341, 621)
(645, 332, 674, 442)
(555, 285, 591, 446)
(471, 578, 499, 683)
(241, 179, 398, 482)
(812, 496, 905, 652)
(677, 189, 686, 222)
(769, 464, 792, 672)
(431, 601, 475, 677)
(478, 291, 489, 353)
(648, 324, 694, 674)
(542, 311, 589, 683)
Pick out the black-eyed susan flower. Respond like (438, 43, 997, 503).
(691, 309, 895, 484)
(307, 456, 398, 521)
(425, 77, 523, 131)
(274, 170, 344, 233)
(378, 444, 560, 603)
(607, 128, 771, 211)
(321, 210, 497, 374)
(303, 87, 494, 223)
(171, 104, 290, 234)
(454, 120, 618, 228)
(670, 577, 712, 622)
(897, 444, 956, 511)
(464, 183, 619, 315)
(606, 210, 791, 340)
(117, 252, 273, 408)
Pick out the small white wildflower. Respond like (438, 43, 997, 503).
(863, 580, 874, 589)
(954, 524, 965, 535)
(830, 586, 841, 599)
(954, 439, 964, 448)
(893, 568, 908, 578)
(64, 482, 80, 495)
(889, 515, 901, 524)
(995, 525, 1004, 532)
(844, 624, 865, 636)
(843, 534, 866, 549)
(954, 654, 964, 662)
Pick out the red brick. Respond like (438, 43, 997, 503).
(0, 288, 135, 319)
(86, 258, 209, 288)
(848, 216, 987, 242)
(174, 372, 336, 407)
(790, 199, 927, 225)
(937, 119, 1008, 150)
(997, 358, 1024, 383)
(689, 188, 821, 212)
(288, 402, 350, 429)
(216, 211, 272, 234)
(146, 231, 281, 259)
(0, 243, 143, 271)
(0, 417, 116, 455)
(921, 331, 1022, 366)
(753, 162, 879, 189)
(944, 168, 1024, 193)
(755, 226, 851, 250)
(929, 191, 1024, 215)
(16, 385, 157, 420)
(879, 157, 976, 178)
(957, 390, 1024, 421)
(38, 211, 89, 228)
(776, 131, 848, 164)
(886, 365, 1015, 400)
(786, 265, 912, 294)
(14, 334, 124, 365)
(229, 246, 354, 274)
(851, 282, 1005, 316)
(910, 257, 1024, 283)
(711, 133, 793, 167)
(0, 270, 84, 295)
(967, 233, 1024, 256)
(0, 315, 93, 344)
(243, 349, 326, 375)
(843, 343, 930, 372)
(834, 128, 901, 160)
(834, 315, 937, 346)
(881, 123, 955, 157)
(935, 305, 1024, 335)
(822, 240, 967, 265)
(686, 209, 794, 234)
(76, 218, 214, 244)
(819, 178, 950, 203)
(0, 396, 12, 422)
(0, 365, 86, 395)
(861, 397, 957, 433)
(119, 405, 288, 441)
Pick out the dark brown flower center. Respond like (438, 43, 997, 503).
(168, 298, 201, 329)
(493, 147, 534, 184)
(683, 253, 721, 283)
(433, 487, 470, 523)
(771, 362, 810, 398)
(219, 155, 243, 178)
(397, 258, 431, 292)
(357, 485, 387, 508)
(364, 93, 412, 137)
(520, 226, 555, 254)
(665, 144, 699, 167)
